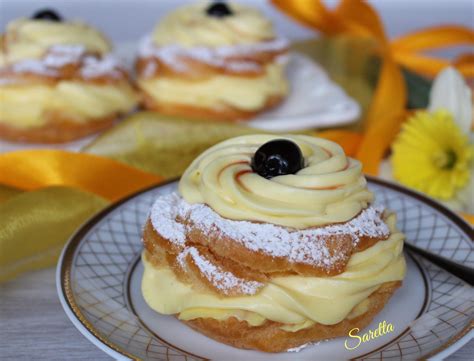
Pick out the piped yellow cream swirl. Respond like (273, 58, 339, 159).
(1, 19, 110, 66)
(179, 135, 373, 228)
(152, 3, 274, 48)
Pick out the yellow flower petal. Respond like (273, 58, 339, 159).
(392, 110, 472, 200)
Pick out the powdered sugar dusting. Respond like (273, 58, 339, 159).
(80, 55, 122, 78)
(138, 35, 288, 76)
(143, 61, 158, 78)
(287, 340, 323, 352)
(3, 44, 123, 80)
(9, 45, 85, 76)
(177, 246, 263, 295)
(286, 343, 307, 352)
(43, 45, 85, 67)
(0, 77, 18, 85)
(11, 59, 59, 76)
(150, 193, 188, 247)
(150, 193, 390, 268)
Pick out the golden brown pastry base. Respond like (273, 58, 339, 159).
(0, 113, 118, 144)
(183, 281, 401, 353)
(140, 93, 284, 121)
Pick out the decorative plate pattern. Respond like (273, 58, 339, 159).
(57, 178, 473, 361)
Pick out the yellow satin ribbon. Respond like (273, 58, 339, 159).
(0, 150, 163, 202)
(0, 186, 107, 282)
(271, 0, 474, 175)
(0, 151, 163, 282)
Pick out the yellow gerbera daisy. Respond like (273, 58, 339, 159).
(392, 110, 472, 200)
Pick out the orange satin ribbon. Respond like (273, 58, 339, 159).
(314, 130, 363, 157)
(271, 0, 474, 175)
(0, 131, 361, 203)
(391, 25, 474, 77)
(0, 150, 163, 202)
(460, 212, 474, 225)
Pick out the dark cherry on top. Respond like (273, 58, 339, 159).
(32, 9, 62, 21)
(251, 139, 305, 179)
(206, 2, 233, 17)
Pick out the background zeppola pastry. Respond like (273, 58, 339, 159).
(135, 2, 289, 121)
(0, 10, 138, 143)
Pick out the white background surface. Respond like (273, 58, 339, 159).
(1, 0, 473, 53)
(0, 1, 473, 360)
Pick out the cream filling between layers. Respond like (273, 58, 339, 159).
(141, 215, 406, 330)
(0, 82, 137, 128)
(138, 62, 287, 111)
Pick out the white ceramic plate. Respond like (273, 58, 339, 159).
(57, 177, 473, 361)
(248, 53, 360, 131)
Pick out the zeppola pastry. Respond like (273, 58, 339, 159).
(141, 134, 406, 352)
(136, 2, 289, 121)
(0, 9, 138, 143)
